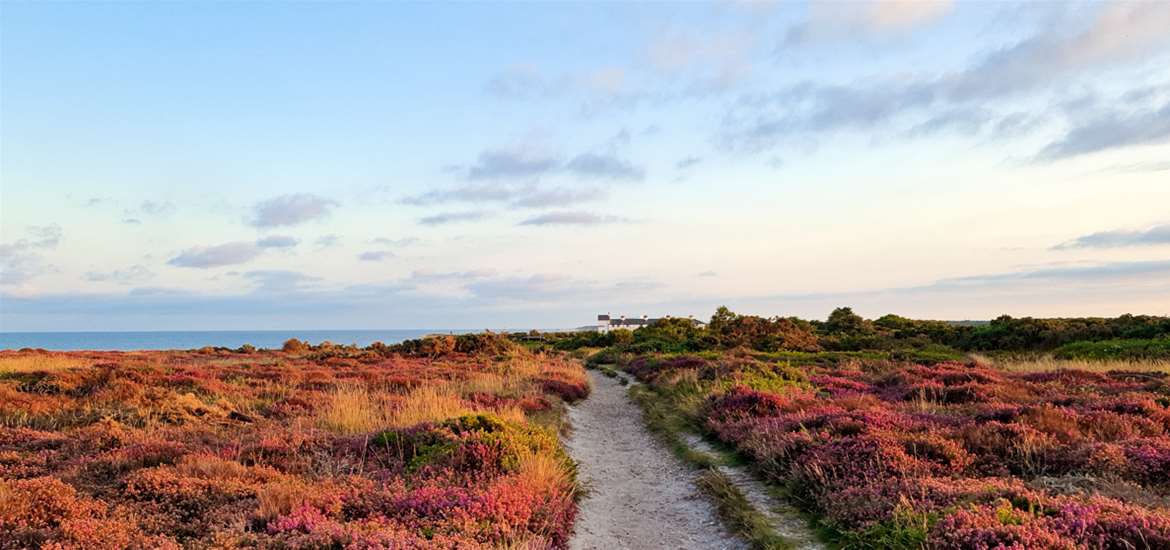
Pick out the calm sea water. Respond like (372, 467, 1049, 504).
(0, 330, 486, 351)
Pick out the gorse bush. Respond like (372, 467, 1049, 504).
(281, 338, 309, 353)
(0, 345, 588, 548)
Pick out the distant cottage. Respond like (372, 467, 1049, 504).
(595, 313, 705, 333)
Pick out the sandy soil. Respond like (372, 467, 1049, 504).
(565, 370, 746, 550)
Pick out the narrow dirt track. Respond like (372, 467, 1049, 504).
(565, 370, 747, 550)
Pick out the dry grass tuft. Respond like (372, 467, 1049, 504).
(387, 385, 469, 428)
(456, 372, 507, 397)
(989, 355, 1170, 374)
(495, 405, 528, 424)
(513, 447, 573, 497)
(317, 384, 386, 434)
(0, 354, 89, 374)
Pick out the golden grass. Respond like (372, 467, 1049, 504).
(457, 372, 509, 396)
(985, 355, 1170, 374)
(317, 384, 387, 434)
(495, 405, 528, 424)
(0, 354, 89, 374)
(512, 447, 573, 497)
(495, 355, 542, 380)
(387, 385, 470, 429)
(319, 383, 475, 433)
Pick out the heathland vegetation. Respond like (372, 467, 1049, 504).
(3, 308, 1169, 549)
(0, 334, 587, 549)
(535, 308, 1170, 548)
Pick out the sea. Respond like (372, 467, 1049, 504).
(0, 329, 496, 351)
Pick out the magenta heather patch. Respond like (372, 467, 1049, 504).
(689, 358, 1170, 546)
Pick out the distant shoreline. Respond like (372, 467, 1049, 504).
(0, 328, 568, 352)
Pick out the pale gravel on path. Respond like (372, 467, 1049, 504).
(565, 370, 747, 550)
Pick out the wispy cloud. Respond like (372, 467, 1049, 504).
(0, 225, 64, 286)
(358, 250, 395, 262)
(403, 181, 611, 212)
(466, 148, 560, 180)
(1053, 224, 1170, 250)
(1035, 99, 1170, 161)
(139, 200, 176, 217)
(84, 265, 153, 285)
(371, 237, 419, 247)
(932, 259, 1170, 286)
(402, 183, 524, 205)
(402, 182, 605, 209)
(725, 3, 1170, 155)
(447, 146, 645, 184)
(518, 211, 631, 226)
(242, 270, 322, 293)
(785, 0, 954, 44)
(419, 210, 491, 226)
(250, 193, 339, 228)
(510, 187, 607, 208)
(169, 242, 262, 268)
(315, 234, 341, 248)
(256, 235, 299, 249)
(564, 153, 645, 180)
(24, 225, 63, 248)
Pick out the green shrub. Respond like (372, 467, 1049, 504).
(1053, 338, 1170, 360)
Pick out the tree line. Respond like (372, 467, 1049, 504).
(532, 307, 1170, 355)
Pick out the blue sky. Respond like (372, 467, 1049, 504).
(2, 1, 1169, 331)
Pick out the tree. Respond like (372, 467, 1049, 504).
(825, 307, 871, 335)
(709, 306, 737, 333)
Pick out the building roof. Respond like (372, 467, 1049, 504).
(598, 314, 706, 327)
(610, 318, 650, 326)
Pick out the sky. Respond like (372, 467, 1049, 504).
(1, 0, 1169, 331)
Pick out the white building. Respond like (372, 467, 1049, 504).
(595, 313, 705, 333)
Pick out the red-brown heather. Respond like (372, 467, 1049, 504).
(0, 336, 588, 549)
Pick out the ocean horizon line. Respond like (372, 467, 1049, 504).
(0, 328, 581, 352)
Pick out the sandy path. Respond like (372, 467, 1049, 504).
(565, 370, 747, 550)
